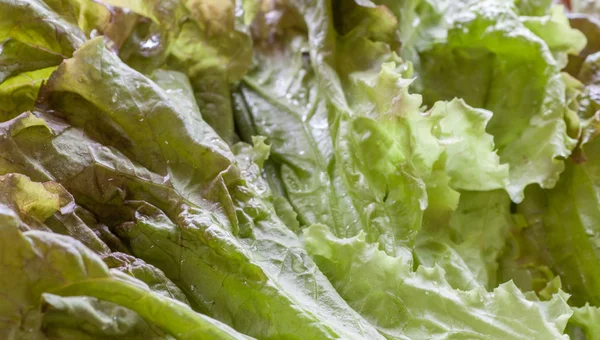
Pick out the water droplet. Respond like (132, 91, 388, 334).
(164, 141, 169, 145)
(290, 252, 305, 273)
(140, 34, 160, 50)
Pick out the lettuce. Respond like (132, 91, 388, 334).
(1, 0, 600, 339)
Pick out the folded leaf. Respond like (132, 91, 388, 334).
(396, 0, 583, 201)
(241, 1, 508, 258)
(417, 190, 513, 290)
(3, 37, 385, 339)
(569, 304, 600, 340)
(0, 205, 251, 339)
(515, 137, 600, 306)
(41, 294, 176, 340)
(0, 67, 56, 121)
(0, 173, 110, 254)
(304, 224, 573, 339)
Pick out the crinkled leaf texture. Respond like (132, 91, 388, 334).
(239, 0, 508, 260)
(304, 224, 573, 340)
(0, 1, 598, 339)
(0, 37, 384, 340)
(397, 0, 584, 201)
(514, 137, 600, 306)
(417, 190, 514, 290)
(569, 304, 600, 340)
(0, 189, 250, 339)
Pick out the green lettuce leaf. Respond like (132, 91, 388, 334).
(99, 0, 186, 73)
(238, 2, 354, 237)
(0, 0, 112, 75)
(521, 5, 587, 67)
(416, 190, 514, 290)
(0, 67, 56, 121)
(390, 0, 584, 201)
(165, 0, 253, 144)
(569, 304, 600, 340)
(514, 137, 600, 306)
(0, 172, 110, 254)
(0, 0, 85, 57)
(102, 0, 252, 143)
(496, 207, 556, 294)
(304, 224, 573, 339)
(0, 202, 251, 339)
(2, 37, 385, 339)
(0, 39, 62, 84)
(2, 1, 600, 339)
(41, 294, 176, 340)
(103, 252, 191, 304)
(240, 1, 507, 259)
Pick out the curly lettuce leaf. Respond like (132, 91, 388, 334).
(0, 0, 112, 74)
(238, 1, 349, 235)
(513, 137, 600, 306)
(304, 224, 573, 340)
(417, 190, 514, 290)
(0, 67, 56, 121)
(98, 0, 186, 73)
(521, 5, 587, 67)
(41, 294, 176, 340)
(103, 0, 253, 143)
(2, 37, 384, 340)
(0, 203, 251, 339)
(0, 172, 110, 254)
(393, 0, 584, 201)
(1, 1, 598, 339)
(103, 252, 191, 304)
(569, 304, 600, 340)
(240, 1, 507, 258)
(165, 0, 253, 144)
(0, 39, 62, 84)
